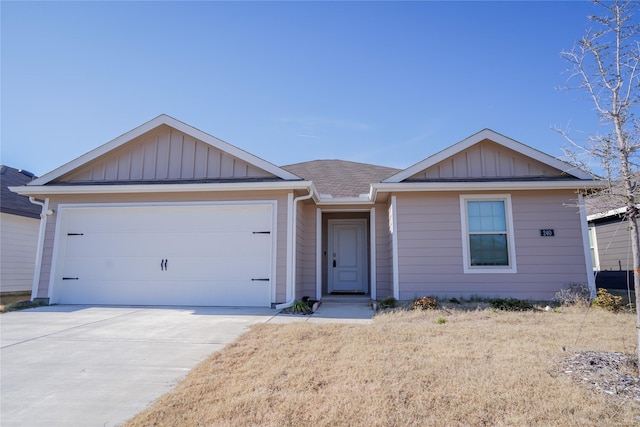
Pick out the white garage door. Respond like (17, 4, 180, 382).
(52, 204, 273, 307)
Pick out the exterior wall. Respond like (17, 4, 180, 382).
(35, 190, 291, 303)
(0, 213, 39, 293)
(590, 218, 631, 271)
(296, 203, 317, 299)
(375, 202, 393, 298)
(394, 190, 588, 300)
(409, 140, 565, 180)
(60, 125, 277, 183)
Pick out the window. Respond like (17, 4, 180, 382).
(460, 195, 516, 273)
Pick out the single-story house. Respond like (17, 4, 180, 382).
(1, 165, 41, 294)
(10, 115, 603, 307)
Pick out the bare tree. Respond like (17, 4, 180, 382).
(560, 0, 639, 369)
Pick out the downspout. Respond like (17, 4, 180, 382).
(275, 189, 313, 309)
(28, 197, 52, 302)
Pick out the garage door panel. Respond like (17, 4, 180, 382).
(59, 279, 270, 307)
(63, 256, 270, 282)
(64, 232, 270, 259)
(56, 204, 274, 307)
(63, 233, 169, 258)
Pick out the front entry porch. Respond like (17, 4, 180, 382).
(321, 211, 371, 298)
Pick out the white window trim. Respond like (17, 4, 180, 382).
(460, 194, 517, 274)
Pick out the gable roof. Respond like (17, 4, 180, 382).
(282, 160, 400, 198)
(29, 114, 301, 186)
(1, 166, 41, 218)
(383, 129, 593, 183)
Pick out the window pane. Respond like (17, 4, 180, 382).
(468, 201, 506, 232)
(469, 234, 509, 266)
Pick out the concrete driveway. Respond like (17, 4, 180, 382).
(0, 305, 277, 427)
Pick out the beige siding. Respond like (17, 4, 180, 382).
(409, 140, 566, 180)
(375, 203, 393, 298)
(59, 125, 278, 183)
(35, 191, 291, 303)
(394, 190, 588, 300)
(296, 203, 317, 299)
(0, 213, 39, 293)
(592, 218, 632, 271)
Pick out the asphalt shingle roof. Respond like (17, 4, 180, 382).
(282, 160, 401, 198)
(1, 166, 41, 219)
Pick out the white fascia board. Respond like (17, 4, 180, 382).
(371, 179, 607, 199)
(30, 114, 301, 185)
(383, 129, 593, 183)
(315, 196, 374, 205)
(10, 180, 314, 196)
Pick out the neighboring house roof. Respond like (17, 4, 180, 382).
(584, 176, 640, 219)
(282, 160, 400, 198)
(1, 166, 40, 219)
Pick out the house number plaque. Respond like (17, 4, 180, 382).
(540, 229, 555, 237)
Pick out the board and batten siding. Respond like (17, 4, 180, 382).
(59, 126, 277, 183)
(394, 190, 588, 300)
(408, 139, 566, 180)
(0, 213, 39, 293)
(33, 191, 291, 303)
(591, 218, 631, 271)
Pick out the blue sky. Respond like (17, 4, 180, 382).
(2, 1, 608, 177)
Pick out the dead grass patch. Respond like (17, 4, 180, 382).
(0, 292, 34, 313)
(126, 306, 638, 426)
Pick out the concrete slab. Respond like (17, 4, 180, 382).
(267, 302, 374, 324)
(0, 306, 277, 427)
(1, 303, 374, 426)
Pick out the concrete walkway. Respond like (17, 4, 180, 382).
(269, 301, 375, 324)
(0, 302, 374, 427)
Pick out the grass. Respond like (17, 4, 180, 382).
(126, 305, 638, 427)
(0, 292, 37, 313)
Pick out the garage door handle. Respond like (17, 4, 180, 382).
(251, 278, 269, 281)
(161, 259, 168, 271)
(62, 277, 79, 280)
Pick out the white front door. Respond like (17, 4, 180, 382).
(328, 219, 368, 293)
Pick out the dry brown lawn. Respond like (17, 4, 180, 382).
(0, 292, 31, 312)
(126, 306, 638, 427)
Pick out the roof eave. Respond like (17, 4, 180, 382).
(10, 180, 314, 196)
(370, 180, 606, 200)
(315, 196, 374, 206)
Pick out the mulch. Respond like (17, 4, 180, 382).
(557, 351, 640, 403)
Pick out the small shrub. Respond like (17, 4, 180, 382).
(291, 300, 311, 314)
(448, 297, 461, 304)
(554, 283, 591, 306)
(379, 296, 397, 309)
(490, 298, 534, 311)
(591, 288, 624, 313)
(437, 317, 447, 324)
(412, 296, 438, 310)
